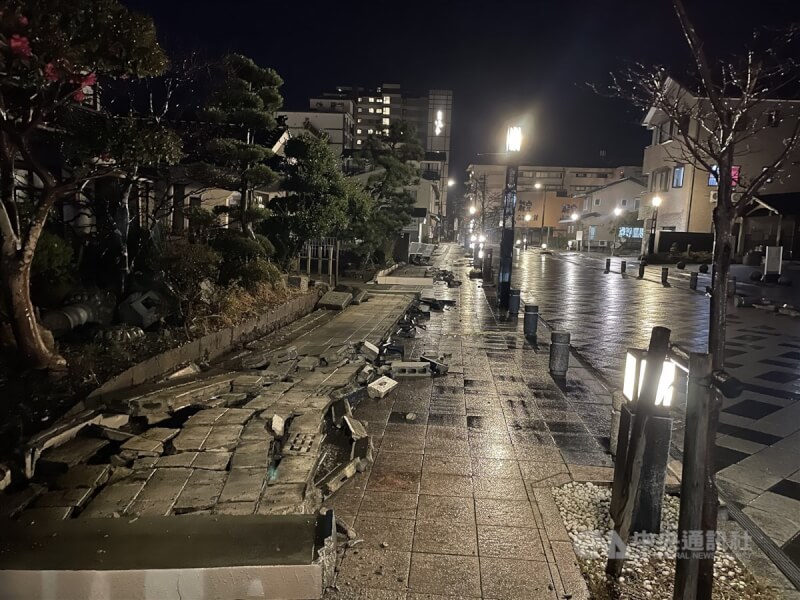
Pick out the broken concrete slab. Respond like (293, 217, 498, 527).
(230, 441, 271, 469)
(257, 483, 306, 515)
(39, 437, 110, 472)
(356, 365, 376, 385)
(320, 345, 350, 366)
(171, 425, 212, 453)
(317, 291, 352, 310)
(231, 374, 266, 395)
(288, 412, 325, 434)
(320, 460, 358, 496)
(201, 425, 243, 451)
(390, 361, 431, 377)
(127, 468, 193, 517)
(329, 397, 352, 427)
(172, 469, 227, 514)
(213, 501, 256, 515)
(367, 375, 398, 399)
(119, 436, 164, 460)
(241, 352, 270, 370)
(215, 408, 257, 426)
(24, 410, 107, 477)
(168, 362, 202, 379)
(359, 340, 380, 362)
(140, 427, 180, 444)
(208, 392, 248, 408)
(186, 408, 227, 426)
(131, 456, 158, 470)
(80, 480, 146, 518)
(297, 356, 319, 371)
(155, 453, 197, 468)
(420, 355, 450, 375)
(262, 359, 298, 383)
(270, 455, 317, 486)
(351, 289, 368, 305)
(192, 452, 232, 471)
(53, 464, 111, 490)
(90, 424, 135, 443)
(283, 432, 322, 457)
(217, 467, 267, 504)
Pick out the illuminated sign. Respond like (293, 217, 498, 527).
(435, 110, 444, 135)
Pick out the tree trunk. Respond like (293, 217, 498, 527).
(697, 175, 735, 599)
(115, 170, 138, 296)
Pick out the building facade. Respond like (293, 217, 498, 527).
(313, 84, 453, 235)
(640, 77, 800, 255)
(279, 108, 354, 156)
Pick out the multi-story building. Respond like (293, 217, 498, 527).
(464, 163, 642, 243)
(277, 109, 354, 156)
(573, 177, 647, 250)
(314, 84, 453, 236)
(640, 76, 800, 255)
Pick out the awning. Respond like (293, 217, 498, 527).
(745, 193, 800, 217)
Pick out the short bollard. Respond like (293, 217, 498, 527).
(549, 331, 570, 378)
(604, 258, 611, 274)
(689, 272, 698, 290)
(620, 260, 627, 275)
(638, 261, 645, 279)
(661, 267, 669, 286)
(524, 304, 539, 338)
(509, 289, 521, 315)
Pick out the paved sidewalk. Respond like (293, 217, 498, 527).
(512, 248, 800, 581)
(325, 244, 613, 599)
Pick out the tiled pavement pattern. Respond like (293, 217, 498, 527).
(512, 249, 800, 571)
(326, 245, 612, 599)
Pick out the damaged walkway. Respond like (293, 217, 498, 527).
(325, 244, 611, 600)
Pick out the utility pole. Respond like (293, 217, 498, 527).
(480, 174, 486, 232)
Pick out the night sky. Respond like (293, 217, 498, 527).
(123, 0, 799, 196)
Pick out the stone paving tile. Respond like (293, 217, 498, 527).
(353, 516, 415, 552)
(413, 519, 478, 556)
(359, 491, 418, 521)
(479, 557, 554, 600)
(477, 524, 546, 560)
(419, 473, 472, 497)
(338, 549, 411, 592)
(416, 494, 475, 524)
(475, 497, 537, 528)
(408, 553, 481, 597)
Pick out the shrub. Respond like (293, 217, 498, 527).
(254, 234, 275, 259)
(32, 230, 75, 284)
(209, 230, 266, 262)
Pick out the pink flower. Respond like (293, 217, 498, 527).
(9, 34, 32, 58)
(18, 15, 28, 26)
(73, 90, 86, 102)
(44, 62, 60, 82)
(81, 72, 97, 87)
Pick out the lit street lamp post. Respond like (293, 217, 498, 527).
(498, 126, 521, 310)
(647, 196, 662, 255)
(612, 206, 622, 255)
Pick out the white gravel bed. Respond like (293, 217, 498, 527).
(552, 481, 778, 599)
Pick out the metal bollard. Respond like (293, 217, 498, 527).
(638, 261, 645, 279)
(604, 258, 611, 273)
(524, 304, 539, 338)
(509, 289, 521, 315)
(549, 331, 570, 378)
(690, 272, 698, 290)
(620, 260, 627, 274)
(661, 267, 669, 286)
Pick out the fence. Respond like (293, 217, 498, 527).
(299, 238, 340, 286)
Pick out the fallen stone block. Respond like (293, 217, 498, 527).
(53, 464, 111, 490)
(168, 362, 202, 379)
(231, 374, 266, 394)
(318, 291, 352, 310)
(297, 356, 320, 371)
(367, 376, 398, 399)
(351, 289, 368, 305)
(119, 435, 164, 460)
(263, 359, 298, 383)
(359, 340, 380, 362)
(230, 441, 272, 469)
(357, 365, 376, 385)
(24, 409, 106, 478)
(283, 432, 322, 457)
(321, 345, 350, 366)
(390, 361, 431, 377)
(288, 275, 309, 292)
(330, 397, 352, 427)
(140, 427, 180, 444)
(17, 506, 73, 523)
(420, 355, 449, 375)
(208, 392, 248, 408)
(39, 437, 110, 472)
(270, 415, 285, 438)
(131, 456, 158, 470)
(320, 460, 359, 496)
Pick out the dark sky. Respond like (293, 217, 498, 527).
(123, 0, 799, 196)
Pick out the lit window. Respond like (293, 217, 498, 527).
(375, 108, 382, 114)
(369, 108, 374, 113)
(368, 129, 373, 134)
(384, 107, 390, 115)
(357, 118, 362, 123)
(673, 165, 685, 188)
(357, 108, 363, 113)
(382, 118, 390, 125)
(383, 128, 389, 135)
(356, 140, 362, 145)
(376, 98, 382, 103)
(356, 129, 362, 134)
(357, 97, 362, 102)
(368, 97, 374, 102)
(383, 96, 390, 103)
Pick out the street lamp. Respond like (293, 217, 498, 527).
(448, 179, 455, 187)
(612, 207, 622, 256)
(571, 212, 579, 221)
(498, 126, 521, 310)
(648, 196, 662, 255)
(524, 214, 531, 222)
(469, 206, 476, 215)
